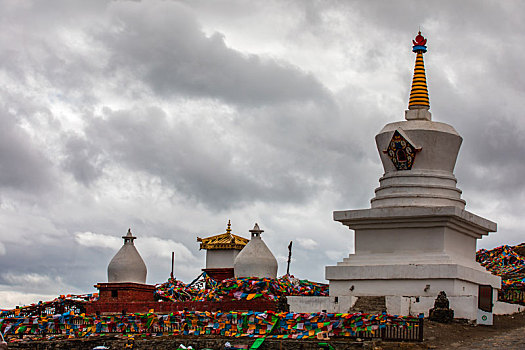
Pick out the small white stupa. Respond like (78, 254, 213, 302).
(107, 229, 147, 284)
(233, 223, 278, 279)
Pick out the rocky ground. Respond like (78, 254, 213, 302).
(424, 311, 525, 349)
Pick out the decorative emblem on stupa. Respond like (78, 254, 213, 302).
(408, 31, 430, 110)
(385, 129, 420, 170)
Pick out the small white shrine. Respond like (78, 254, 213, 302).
(325, 32, 500, 320)
(107, 228, 147, 284)
(234, 223, 278, 279)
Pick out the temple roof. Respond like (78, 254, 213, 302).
(197, 220, 249, 250)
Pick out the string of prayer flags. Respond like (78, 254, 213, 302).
(154, 274, 329, 303)
(0, 310, 419, 342)
(476, 243, 525, 292)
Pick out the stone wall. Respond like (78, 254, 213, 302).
(6, 336, 401, 349)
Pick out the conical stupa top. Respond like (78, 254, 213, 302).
(233, 223, 277, 279)
(408, 31, 430, 110)
(108, 228, 147, 284)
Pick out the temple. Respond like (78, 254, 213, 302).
(325, 31, 500, 320)
(87, 225, 280, 315)
(197, 220, 249, 281)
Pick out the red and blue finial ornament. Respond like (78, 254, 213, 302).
(412, 31, 427, 53)
(408, 31, 430, 110)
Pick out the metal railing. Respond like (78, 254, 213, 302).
(499, 289, 525, 305)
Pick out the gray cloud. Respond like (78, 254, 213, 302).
(1, 0, 524, 307)
(98, 1, 331, 106)
(62, 134, 104, 186)
(77, 105, 329, 210)
(0, 103, 54, 192)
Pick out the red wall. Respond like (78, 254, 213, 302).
(202, 268, 234, 281)
(98, 286, 156, 303)
(86, 282, 278, 315)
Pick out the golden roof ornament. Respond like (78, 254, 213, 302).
(197, 220, 249, 250)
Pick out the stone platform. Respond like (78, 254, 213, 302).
(326, 206, 500, 320)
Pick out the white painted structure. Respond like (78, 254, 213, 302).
(493, 301, 524, 315)
(206, 249, 241, 269)
(107, 229, 147, 284)
(325, 34, 500, 320)
(234, 224, 278, 279)
(287, 296, 357, 314)
(287, 296, 521, 320)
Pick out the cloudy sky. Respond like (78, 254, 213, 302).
(1, 0, 524, 308)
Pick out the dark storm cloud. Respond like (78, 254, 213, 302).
(75, 105, 326, 210)
(0, 237, 97, 294)
(0, 102, 54, 192)
(0, 1, 106, 102)
(425, 43, 525, 210)
(98, 1, 331, 106)
(62, 134, 103, 186)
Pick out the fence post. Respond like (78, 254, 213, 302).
(418, 314, 424, 342)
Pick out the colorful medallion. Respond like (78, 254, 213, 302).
(386, 130, 419, 170)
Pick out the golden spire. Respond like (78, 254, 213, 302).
(226, 219, 232, 234)
(408, 31, 430, 110)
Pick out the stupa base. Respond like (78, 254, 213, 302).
(326, 262, 499, 320)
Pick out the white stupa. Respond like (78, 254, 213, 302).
(325, 32, 500, 320)
(233, 223, 278, 279)
(107, 229, 147, 284)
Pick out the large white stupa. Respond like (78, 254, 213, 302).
(234, 223, 278, 279)
(107, 229, 147, 284)
(325, 32, 500, 320)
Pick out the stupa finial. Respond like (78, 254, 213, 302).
(122, 228, 137, 244)
(249, 223, 264, 237)
(408, 31, 430, 111)
(226, 220, 232, 234)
